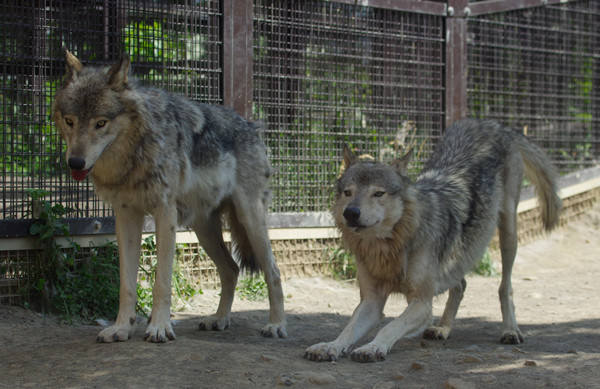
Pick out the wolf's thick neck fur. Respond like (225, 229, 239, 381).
(339, 188, 420, 284)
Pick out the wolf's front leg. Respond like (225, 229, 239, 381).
(144, 205, 178, 342)
(97, 206, 144, 342)
(305, 292, 387, 362)
(351, 298, 433, 362)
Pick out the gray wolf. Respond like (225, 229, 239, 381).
(52, 49, 286, 342)
(305, 118, 561, 362)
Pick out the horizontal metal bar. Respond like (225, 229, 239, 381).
(3, 165, 599, 239)
(0, 217, 116, 239)
(468, 0, 578, 17)
(0, 220, 35, 239)
(3, 166, 598, 246)
(332, 0, 447, 16)
(0, 213, 334, 238)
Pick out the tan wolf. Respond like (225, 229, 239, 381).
(305, 118, 562, 362)
(52, 49, 286, 342)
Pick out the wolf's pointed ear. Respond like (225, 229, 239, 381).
(107, 54, 130, 90)
(391, 148, 413, 174)
(63, 48, 83, 82)
(342, 144, 358, 170)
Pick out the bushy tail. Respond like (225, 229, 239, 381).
(227, 205, 261, 274)
(514, 133, 562, 231)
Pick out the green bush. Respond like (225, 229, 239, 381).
(236, 275, 268, 301)
(471, 249, 497, 277)
(26, 190, 201, 322)
(325, 246, 357, 281)
(27, 189, 120, 323)
(137, 235, 202, 316)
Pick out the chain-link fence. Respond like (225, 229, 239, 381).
(1, 0, 222, 229)
(1, 0, 599, 306)
(253, 1, 445, 213)
(467, 0, 600, 173)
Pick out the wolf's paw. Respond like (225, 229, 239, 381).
(423, 325, 451, 340)
(500, 330, 524, 344)
(350, 343, 387, 363)
(96, 323, 134, 343)
(198, 315, 230, 332)
(260, 322, 287, 338)
(304, 342, 347, 362)
(143, 318, 176, 343)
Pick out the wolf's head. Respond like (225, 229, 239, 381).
(52, 49, 132, 181)
(332, 144, 414, 239)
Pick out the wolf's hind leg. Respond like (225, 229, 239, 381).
(423, 278, 466, 340)
(498, 203, 524, 344)
(242, 226, 287, 338)
(231, 193, 287, 338)
(193, 214, 239, 332)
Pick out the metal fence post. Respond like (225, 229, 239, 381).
(445, 0, 468, 128)
(222, 0, 253, 119)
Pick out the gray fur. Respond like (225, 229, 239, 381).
(53, 50, 286, 342)
(306, 118, 562, 362)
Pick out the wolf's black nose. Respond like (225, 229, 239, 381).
(68, 157, 86, 170)
(343, 207, 361, 223)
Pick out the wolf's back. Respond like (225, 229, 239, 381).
(512, 132, 562, 231)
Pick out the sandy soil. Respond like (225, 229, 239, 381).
(1, 202, 599, 389)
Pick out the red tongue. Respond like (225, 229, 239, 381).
(71, 169, 89, 181)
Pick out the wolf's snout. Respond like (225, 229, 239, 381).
(343, 207, 361, 223)
(68, 157, 86, 171)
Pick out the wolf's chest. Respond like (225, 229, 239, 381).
(360, 255, 405, 282)
(349, 235, 408, 285)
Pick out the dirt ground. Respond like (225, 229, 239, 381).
(1, 202, 599, 389)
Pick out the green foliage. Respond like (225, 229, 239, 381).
(26, 191, 201, 322)
(27, 190, 120, 323)
(325, 244, 496, 281)
(125, 21, 170, 60)
(325, 246, 357, 281)
(137, 235, 202, 317)
(471, 249, 497, 277)
(136, 235, 157, 315)
(236, 275, 268, 301)
(25, 189, 70, 239)
(49, 241, 120, 323)
(1, 79, 63, 175)
(124, 20, 207, 62)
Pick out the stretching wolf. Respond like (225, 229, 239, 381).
(52, 50, 286, 342)
(305, 118, 562, 362)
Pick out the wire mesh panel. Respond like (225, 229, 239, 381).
(467, 0, 600, 174)
(253, 1, 445, 213)
(0, 0, 222, 224)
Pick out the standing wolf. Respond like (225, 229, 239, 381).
(52, 50, 286, 342)
(305, 118, 562, 362)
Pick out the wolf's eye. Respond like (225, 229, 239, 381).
(65, 118, 73, 127)
(96, 120, 107, 128)
(373, 191, 385, 197)
(343, 190, 352, 197)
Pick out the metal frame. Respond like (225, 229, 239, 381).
(0, 0, 597, 238)
(445, 0, 469, 127)
(223, 0, 254, 118)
